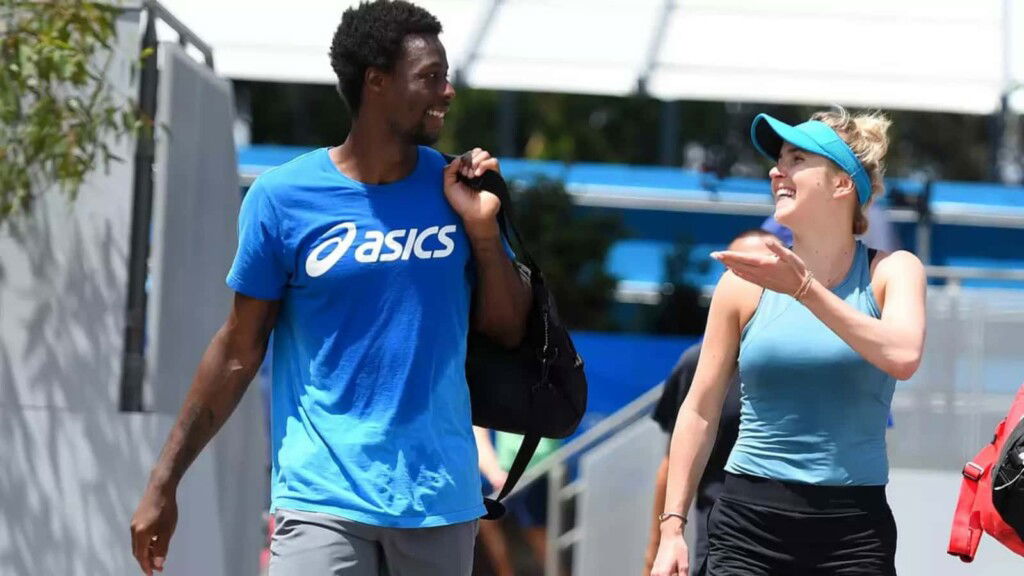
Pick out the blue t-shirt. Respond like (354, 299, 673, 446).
(227, 146, 485, 527)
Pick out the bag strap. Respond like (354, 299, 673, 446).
(483, 433, 542, 520)
(948, 436, 1000, 561)
(442, 152, 538, 272)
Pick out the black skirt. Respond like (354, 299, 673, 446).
(705, 473, 897, 576)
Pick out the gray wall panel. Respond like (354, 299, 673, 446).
(1, 15, 264, 576)
(148, 43, 239, 415)
(0, 13, 137, 412)
(574, 419, 670, 576)
(0, 408, 234, 576)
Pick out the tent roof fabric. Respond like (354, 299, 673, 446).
(158, 0, 1023, 114)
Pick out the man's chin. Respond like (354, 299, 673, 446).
(412, 130, 441, 146)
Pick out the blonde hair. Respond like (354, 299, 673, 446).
(810, 106, 891, 235)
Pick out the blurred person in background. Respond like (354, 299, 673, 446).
(861, 201, 900, 252)
(129, 2, 531, 575)
(642, 229, 777, 576)
(651, 107, 926, 576)
(474, 427, 562, 575)
(475, 427, 515, 576)
(759, 215, 792, 246)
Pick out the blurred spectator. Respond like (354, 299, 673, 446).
(760, 215, 792, 246)
(475, 428, 563, 574)
(474, 427, 515, 576)
(861, 201, 900, 252)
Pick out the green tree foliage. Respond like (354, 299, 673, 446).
(518, 93, 662, 164)
(508, 178, 624, 331)
(0, 0, 141, 223)
(242, 81, 350, 146)
(434, 87, 500, 155)
(241, 82, 998, 182)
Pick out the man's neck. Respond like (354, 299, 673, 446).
(330, 116, 419, 185)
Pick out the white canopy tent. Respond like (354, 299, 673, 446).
(153, 0, 490, 85)
(644, 0, 1016, 115)
(157, 0, 1023, 114)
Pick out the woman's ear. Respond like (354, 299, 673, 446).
(832, 171, 857, 202)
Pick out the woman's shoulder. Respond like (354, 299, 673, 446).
(713, 269, 765, 328)
(867, 248, 926, 312)
(868, 248, 924, 280)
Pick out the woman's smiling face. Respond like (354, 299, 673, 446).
(769, 142, 850, 228)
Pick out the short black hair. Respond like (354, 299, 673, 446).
(329, 0, 442, 113)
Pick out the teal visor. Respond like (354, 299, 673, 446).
(750, 113, 872, 205)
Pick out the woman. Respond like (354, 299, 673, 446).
(651, 107, 926, 576)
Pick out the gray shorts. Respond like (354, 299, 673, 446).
(269, 508, 477, 576)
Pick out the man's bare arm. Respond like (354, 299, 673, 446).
(470, 237, 532, 348)
(150, 294, 278, 487)
(131, 293, 279, 575)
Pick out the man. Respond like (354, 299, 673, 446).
(643, 229, 775, 576)
(130, 2, 531, 575)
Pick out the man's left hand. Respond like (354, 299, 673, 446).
(443, 148, 502, 240)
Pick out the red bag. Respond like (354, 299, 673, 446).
(948, 382, 1024, 561)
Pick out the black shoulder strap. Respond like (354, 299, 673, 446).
(483, 433, 541, 520)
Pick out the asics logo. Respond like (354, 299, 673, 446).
(305, 222, 458, 277)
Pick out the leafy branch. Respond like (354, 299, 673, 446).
(0, 0, 146, 223)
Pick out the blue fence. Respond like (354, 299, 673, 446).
(570, 332, 699, 435)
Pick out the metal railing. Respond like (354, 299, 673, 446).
(120, 0, 215, 411)
(614, 265, 1024, 309)
(924, 264, 1024, 288)
(142, 0, 214, 66)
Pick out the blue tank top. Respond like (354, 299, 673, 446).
(724, 242, 895, 486)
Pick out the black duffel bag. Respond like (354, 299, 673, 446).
(447, 153, 588, 519)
